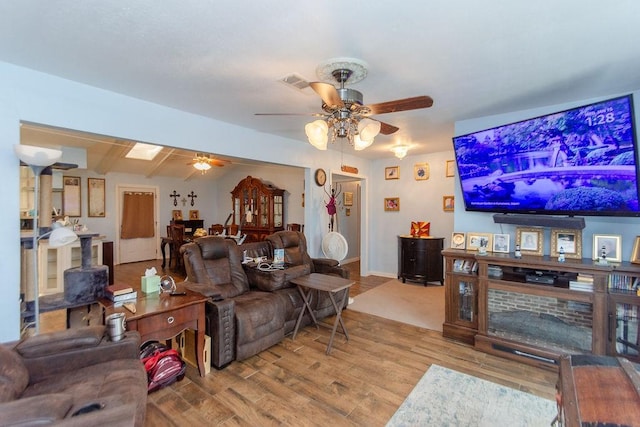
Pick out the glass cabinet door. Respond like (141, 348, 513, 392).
(260, 195, 268, 227)
(453, 279, 477, 326)
(274, 195, 283, 227)
(612, 301, 639, 359)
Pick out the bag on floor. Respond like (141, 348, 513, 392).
(139, 340, 186, 393)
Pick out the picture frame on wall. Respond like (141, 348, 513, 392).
(385, 166, 399, 180)
(466, 232, 492, 252)
(172, 210, 183, 221)
(492, 233, 510, 253)
(189, 210, 199, 220)
(62, 176, 81, 217)
(593, 234, 622, 262)
(631, 236, 640, 264)
(414, 163, 429, 180)
(343, 191, 353, 206)
(384, 197, 400, 211)
(445, 160, 456, 177)
(442, 195, 454, 212)
(87, 177, 105, 217)
(550, 229, 582, 259)
(516, 227, 543, 256)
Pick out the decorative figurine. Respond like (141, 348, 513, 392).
(514, 244, 522, 259)
(558, 246, 565, 263)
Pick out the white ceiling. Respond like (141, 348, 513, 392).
(3, 1, 640, 164)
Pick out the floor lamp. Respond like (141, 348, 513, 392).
(15, 145, 78, 334)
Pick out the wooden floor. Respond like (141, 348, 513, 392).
(43, 259, 558, 426)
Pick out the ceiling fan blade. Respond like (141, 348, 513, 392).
(309, 82, 344, 109)
(378, 121, 400, 135)
(367, 96, 434, 115)
(255, 112, 325, 116)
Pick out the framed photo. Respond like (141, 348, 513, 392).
(550, 229, 582, 259)
(443, 195, 454, 212)
(445, 160, 456, 177)
(631, 236, 640, 264)
(87, 178, 105, 217)
(516, 227, 543, 256)
(453, 259, 464, 272)
(343, 191, 353, 206)
(467, 232, 492, 252)
(493, 233, 510, 253)
(593, 234, 622, 262)
(451, 232, 466, 249)
(172, 210, 183, 221)
(189, 210, 199, 220)
(62, 176, 81, 217)
(385, 166, 399, 180)
(414, 163, 429, 180)
(384, 197, 400, 211)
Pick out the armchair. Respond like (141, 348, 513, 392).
(0, 326, 147, 426)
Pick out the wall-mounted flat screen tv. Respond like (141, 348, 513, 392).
(452, 94, 640, 217)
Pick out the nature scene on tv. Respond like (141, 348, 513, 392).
(453, 96, 640, 215)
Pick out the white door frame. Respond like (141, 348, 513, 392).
(114, 184, 160, 265)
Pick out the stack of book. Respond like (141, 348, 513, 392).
(569, 274, 594, 292)
(105, 283, 137, 306)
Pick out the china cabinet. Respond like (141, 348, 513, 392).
(231, 176, 284, 242)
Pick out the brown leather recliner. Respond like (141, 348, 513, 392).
(0, 326, 147, 426)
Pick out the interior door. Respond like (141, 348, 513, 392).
(116, 185, 158, 264)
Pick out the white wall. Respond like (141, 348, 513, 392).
(453, 91, 640, 260)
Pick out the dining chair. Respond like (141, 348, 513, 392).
(169, 224, 186, 270)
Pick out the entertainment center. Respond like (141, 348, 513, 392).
(442, 248, 640, 369)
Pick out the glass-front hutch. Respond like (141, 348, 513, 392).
(231, 176, 284, 242)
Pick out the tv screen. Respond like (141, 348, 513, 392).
(452, 94, 640, 217)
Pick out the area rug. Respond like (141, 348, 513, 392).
(348, 279, 444, 331)
(386, 365, 556, 427)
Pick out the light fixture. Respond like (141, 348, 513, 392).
(15, 145, 78, 335)
(192, 153, 212, 173)
(391, 144, 409, 159)
(305, 113, 381, 151)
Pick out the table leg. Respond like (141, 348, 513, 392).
(161, 240, 168, 269)
(325, 290, 350, 355)
(292, 286, 317, 340)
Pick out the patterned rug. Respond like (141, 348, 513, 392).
(386, 365, 556, 427)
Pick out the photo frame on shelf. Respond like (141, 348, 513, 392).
(445, 160, 456, 177)
(384, 197, 400, 211)
(414, 163, 429, 180)
(443, 195, 454, 212)
(516, 227, 543, 256)
(550, 229, 582, 259)
(631, 236, 640, 264)
(385, 166, 399, 180)
(343, 191, 353, 206)
(172, 210, 183, 221)
(466, 232, 492, 252)
(62, 176, 81, 217)
(189, 210, 199, 220)
(451, 232, 466, 249)
(453, 259, 464, 272)
(592, 234, 622, 262)
(87, 177, 105, 217)
(492, 233, 510, 253)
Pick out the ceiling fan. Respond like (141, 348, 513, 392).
(187, 153, 228, 173)
(256, 59, 434, 150)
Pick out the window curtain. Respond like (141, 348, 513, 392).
(121, 191, 155, 239)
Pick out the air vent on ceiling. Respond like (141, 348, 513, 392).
(279, 73, 310, 92)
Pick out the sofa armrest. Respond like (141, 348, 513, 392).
(0, 393, 73, 426)
(206, 298, 235, 369)
(20, 330, 141, 384)
(312, 259, 350, 279)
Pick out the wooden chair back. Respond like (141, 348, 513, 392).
(287, 223, 304, 232)
(209, 224, 224, 235)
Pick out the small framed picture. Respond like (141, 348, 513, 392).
(446, 160, 456, 177)
(453, 259, 464, 271)
(516, 227, 543, 256)
(384, 197, 400, 211)
(467, 232, 492, 252)
(385, 166, 399, 180)
(172, 210, 183, 221)
(593, 234, 622, 262)
(189, 210, 199, 220)
(493, 233, 510, 253)
(451, 232, 466, 249)
(551, 229, 582, 259)
(414, 163, 429, 180)
(631, 236, 640, 264)
(443, 195, 454, 212)
(343, 192, 353, 206)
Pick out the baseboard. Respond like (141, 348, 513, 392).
(341, 256, 359, 265)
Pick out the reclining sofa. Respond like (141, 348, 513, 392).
(0, 326, 147, 426)
(180, 230, 349, 369)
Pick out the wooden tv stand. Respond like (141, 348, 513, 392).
(442, 249, 640, 370)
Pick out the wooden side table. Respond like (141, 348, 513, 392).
(101, 287, 208, 377)
(291, 273, 354, 355)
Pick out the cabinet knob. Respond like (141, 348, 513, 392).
(167, 316, 175, 324)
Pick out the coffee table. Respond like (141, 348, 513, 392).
(100, 286, 208, 377)
(291, 273, 354, 355)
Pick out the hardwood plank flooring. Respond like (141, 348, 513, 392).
(41, 259, 558, 426)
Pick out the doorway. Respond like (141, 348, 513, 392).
(115, 184, 159, 264)
(331, 173, 364, 272)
